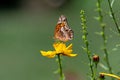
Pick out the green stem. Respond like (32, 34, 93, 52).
(86, 43, 95, 80)
(96, 0, 114, 80)
(97, 0, 103, 22)
(94, 63, 98, 80)
(80, 10, 95, 80)
(103, 47, 113, 74)
(57, 54, 64, 80)
(107, 0, 120, 34)
(102, 27, 113, 74)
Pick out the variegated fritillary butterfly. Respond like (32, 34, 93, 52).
(54, 15, 73, 42)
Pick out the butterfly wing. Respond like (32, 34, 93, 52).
(54, 23, 73, 42)
(54, 23, 65, 41)
(54, 15, 73, 42)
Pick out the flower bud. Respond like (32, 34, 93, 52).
(93, 55, 100, 64)
(99, 73, 105, 80)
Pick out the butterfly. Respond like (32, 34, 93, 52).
(54, 15, 73, 42)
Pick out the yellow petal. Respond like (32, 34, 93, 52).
(40, 51, 56, 58)
(64, 53, 77, 57)
(53, 42, 66, 52)
(64, 50, 73, 54)
(53, 42, 60, 51)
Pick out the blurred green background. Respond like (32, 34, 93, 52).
(0, 0, 120, 80)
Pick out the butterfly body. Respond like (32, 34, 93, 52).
(54, 15, 73, 42)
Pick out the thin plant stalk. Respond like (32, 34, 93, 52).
(96, 0, 113, 76)
(57, 54, 64, 80)
(80, 10, 95, 80)
(94, 61, 99, 79)
(107, 0, 120, 34)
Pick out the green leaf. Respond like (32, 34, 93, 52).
(99, 63, 108, 70)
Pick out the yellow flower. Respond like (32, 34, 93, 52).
(100, 72, 120, 80)
(40, 42, 77, 58)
